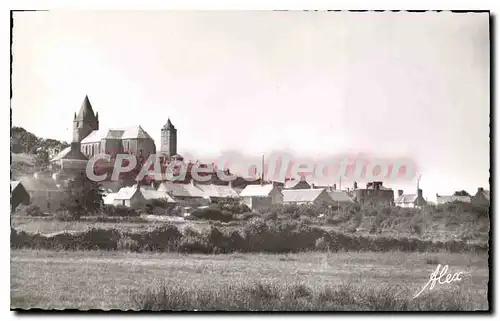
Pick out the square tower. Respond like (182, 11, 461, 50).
(161, 118, 177, 157)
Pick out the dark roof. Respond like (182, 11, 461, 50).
(163, 118, 176, 130)
(76, 96, 97, 122)
(327, 190, 354, 203)
(395, 194, 417, 204)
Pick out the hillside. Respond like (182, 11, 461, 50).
(11, 127, 69, 179)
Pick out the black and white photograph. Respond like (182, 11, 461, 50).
(9, 9, 491, 311)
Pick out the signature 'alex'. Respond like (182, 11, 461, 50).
(414, 264, 464, 299)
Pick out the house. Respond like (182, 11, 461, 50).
(113, 184, 146, 208)
(195, 183, 240, 202)
(103, 193, 118, 206)
(350, 181, 394, 206)
(10, 181, 30, 212)
(326, 189, 354, 206)
(282, 188, 334, 206)
(18, 176, 66, 213)
(283, 176, 311, 190)
(140, 187, 176, 203)
(471, 187, 490, 206)
(239, 184, 283, 212)
(436, 192, 471, 205)
(394, 189, 427, 208)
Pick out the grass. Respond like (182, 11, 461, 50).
(11, 250, 489, 310)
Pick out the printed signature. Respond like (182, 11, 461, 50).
(413, 264, 464, 299)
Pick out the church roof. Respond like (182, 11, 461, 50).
(50, 144, 88, 162)
(163, 118, 176, 130)
(122, 126, 152, 139)
(81, 126, 153, 143)
(76, 96, 97, 122)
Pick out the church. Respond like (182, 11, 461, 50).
(51, 96, 179, 172)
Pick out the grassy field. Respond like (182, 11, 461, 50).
(11, 250, 489, 311)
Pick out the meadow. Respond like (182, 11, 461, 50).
(10, 250, 489, 311)
(10, 201, 490, 310)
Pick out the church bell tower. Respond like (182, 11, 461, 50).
(160, 118, 177, 157)
(73, 95, 99, 142)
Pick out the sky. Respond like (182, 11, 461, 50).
(11, 11, 490, 200)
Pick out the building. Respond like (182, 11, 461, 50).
(51, 96, 177, 170)
(195, 183, 240, 202)
(394, 189, 427, 208)
(471, 187, 490, 206)
(10, 181, 30, 212)
(282, 188, 334, 206)
(239, 184, 283, 211)
(350, 181, 394, 206)
(18, 176, 66, 213)
(326, 189, 354, 206)
(157, 181, 209, 206)
(435, 193, 471, 205)
(160, 118, 177, 158)
(283, 176, 311, 190)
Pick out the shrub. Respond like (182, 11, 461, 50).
(263, 212, 278, 221)
(15, 204, 43, 217)
(117, 235, 141, 252)
(190, 206, 233, 222)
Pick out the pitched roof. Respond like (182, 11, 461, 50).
(282, 189, 325, 203)
(157, 182, 205, 198)
(163, 119, 176, 130)
(436, 195, 471, 205)
(239, 184, 276, 197)
(476, 190, 490, 201)
(284, 179, 311, 189)
(103, 193, 117, 205)
(196, 184, 239, 198)
(76, 96, 97, 122)
(121, 126, 152, 139)
(99, 181, 122, 193)
(11, 181, 21, 192)
(395, 194, 417, 204)
(140, 189, 176, 202)
(81, 126, 153, 143)
(114, 185, 140, 200)
(327, 190, 354, 203)
(50, 144, 88, 162)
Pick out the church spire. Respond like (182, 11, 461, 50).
(76, 95, 97, 122)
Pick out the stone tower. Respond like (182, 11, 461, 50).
(161, 118, 177, 157)
(73, 95, 99, 142)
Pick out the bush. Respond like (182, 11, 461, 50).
(190, 206, 233, 222)
(117, 235, 141, 252)
(263, 212, 278, 221)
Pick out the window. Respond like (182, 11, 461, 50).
(122, 200, 126, 206)
(47, 202, 51, 210)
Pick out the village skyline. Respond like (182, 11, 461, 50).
(11, 11, 490, 201)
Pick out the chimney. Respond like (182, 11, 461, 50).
(311, 183, 315, 189)
(418, 189, 423, 198)
(478, 187, 484, 193)
(353, 181, 358, 189)
(398, 190, 403, 197)
(333, 183, 337, 190)
(300, 175, 306, 182)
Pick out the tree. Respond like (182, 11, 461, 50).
(34, 150, 50, 170)
(61, 173, 104, 219)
